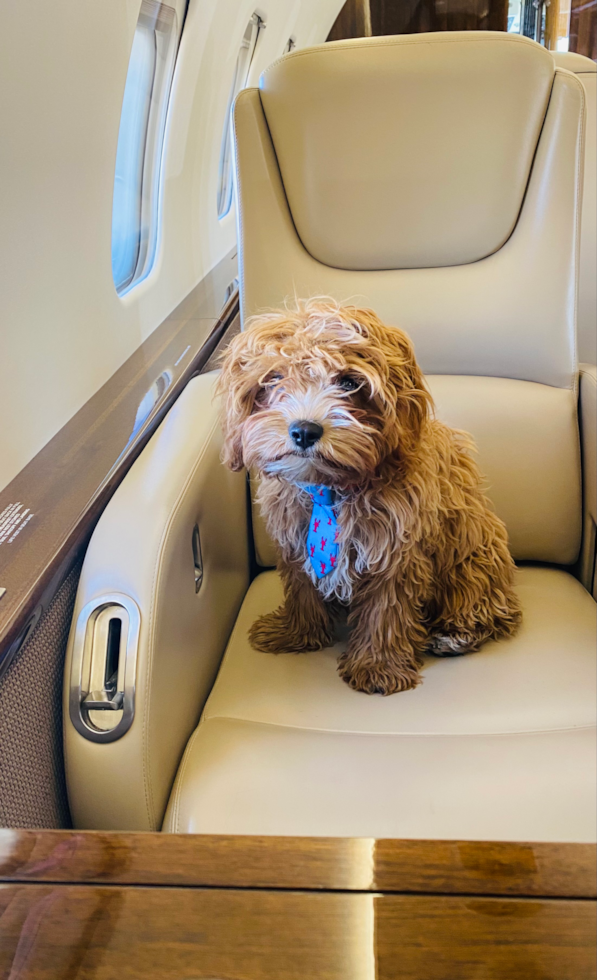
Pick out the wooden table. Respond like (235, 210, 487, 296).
(0, 831, 595, 979)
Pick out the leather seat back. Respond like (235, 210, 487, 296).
(553, 52, 596, 365)
(233, 33, 585, 568)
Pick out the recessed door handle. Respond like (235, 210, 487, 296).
(69, 594, 140, 743)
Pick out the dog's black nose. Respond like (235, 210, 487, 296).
(289, 420, 324, 450)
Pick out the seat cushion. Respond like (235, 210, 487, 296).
(164, 567, 596, 841)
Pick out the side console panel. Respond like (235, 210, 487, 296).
(64, 373, 249, 830)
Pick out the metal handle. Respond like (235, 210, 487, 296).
(69, 594, 140, 743)
(192, 523, 204, 593)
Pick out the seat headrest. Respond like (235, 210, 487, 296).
(259, 33, 555, 271)
(552, 51, 597, 73)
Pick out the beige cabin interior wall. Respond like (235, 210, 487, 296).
(0, 0, 343, 493)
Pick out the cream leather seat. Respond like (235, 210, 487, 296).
(165, 564, 595, 839)
(553, 52, 596, 364)
(64, 33, 596, 842)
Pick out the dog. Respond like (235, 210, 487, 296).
(217, 298, 522, 695)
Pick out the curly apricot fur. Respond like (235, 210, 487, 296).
(217, 298, 522, 695)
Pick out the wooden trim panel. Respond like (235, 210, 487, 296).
(570, 0, 597, 59)
(1, 832, 594, 976)
(0, 831, 594, 898)
(0, 251, 238, 676)
(328, 0, 508, 40)
(0, 885, 594, 979)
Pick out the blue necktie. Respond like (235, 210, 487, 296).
(305, 485, 339, 578)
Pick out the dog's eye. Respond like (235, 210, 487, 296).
(264, 372, 283, 386)
(337, 375, 360, 392)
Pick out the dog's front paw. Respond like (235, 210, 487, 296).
(427, 632, 474, 657)
(426, 626, 493, 657)
(249, 608, 333, 654)
(337, 655, 420, 695)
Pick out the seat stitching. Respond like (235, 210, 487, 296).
(262, 33, 550, 80)
(199, 716, 597, 739)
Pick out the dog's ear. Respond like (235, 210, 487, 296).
(216, 332, 258, 471)
(349, 308, 432, 454)
(382, 324, 432, 453)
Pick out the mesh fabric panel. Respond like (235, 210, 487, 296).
(0, 561, 81, 828)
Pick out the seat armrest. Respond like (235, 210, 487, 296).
(579, 364, 596, 596)
(64, 373, 249, 830)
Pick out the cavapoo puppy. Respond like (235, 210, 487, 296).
(217, 298, 521, 695)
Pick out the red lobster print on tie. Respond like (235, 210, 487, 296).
(305, 485, 339, 578)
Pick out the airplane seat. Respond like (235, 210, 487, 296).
(552, 52, 596, 366)
(64, 33, 597, 839)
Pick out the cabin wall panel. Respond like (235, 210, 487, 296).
(0, 1, 136, 492)
(0, 0, 344, 494)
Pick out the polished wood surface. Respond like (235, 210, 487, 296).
(0, 831, 594, 897)
(328, 0, 373, 40)
(1, 832, 594, 977)
(328, 0, 508, 39)
(0, 251, 238, 675)
(570, 0, 597, 59)
(0, 884, 594, 979)
(329, 0, 595, 56)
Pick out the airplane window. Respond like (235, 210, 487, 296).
(507, 0, 571, 49)
(507, 0, 522, 33)
(112, 0, 188, 296)
(217, 13, 265, 220)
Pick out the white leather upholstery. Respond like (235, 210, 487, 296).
(64, 374, 249, 830)
(260, 34, 554, 271)
(235, 45, 584, 389)
(253, 375, 582, 568)
(579, 363, 597, 596)
(164, 567, 596, 840)
(553, 53, 596, 364)
(237, 33, 585, 571)
(430, 376, 581, 563)
(554, 49, 597, 593)
(162, 34, 595, 844)
(581, 364, 597, 532)
(553, 52, 597, 73)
